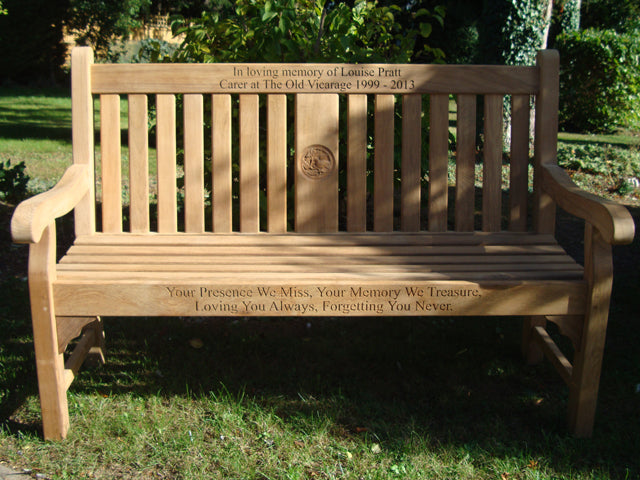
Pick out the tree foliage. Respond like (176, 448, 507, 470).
(478, 0, 549, 66)
(0, 0, 69, 83)
(557, 28, 640, 132)
(165, 0, 445, 64)
(556, 0, 581, 32)
(66, 0, 152, 60)
(581, 0, 640, 32)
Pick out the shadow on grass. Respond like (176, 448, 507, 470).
(558, 133, 640, 149)
(0, 123, 72, 142)
(1, 201, 638, 478)
(0, 87, 73, 142)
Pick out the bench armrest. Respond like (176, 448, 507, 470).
(541, 164, 635, 245)
(11, 165, 91, 244)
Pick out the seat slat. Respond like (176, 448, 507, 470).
(59, 254, 579, 266)
(156, 94, 177, 233)
(401, 94, 422, 232)
(483, 94, 503, 232)
(347, 94, 368, 232)
(74, 232, 561, 246)
(184, 94, 205, 233)
(128, 94, 150, 233)
(212, 94, 233, 232)
(64, 244, 570, 257)
(428, 94, 449, 232)
(374, 94, 395, 232)
(57, 262, 583, 275)
(56, 270, 582, 282)
(100, 94, 122, 233)
(455, 95, 477, 232)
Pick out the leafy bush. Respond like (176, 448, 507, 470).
(135, 38, 178, 63)
(557, 142, 640, 194)
(168, 0, 445, 64)
(556, 29, 640, 133)
(581, 0, 640, 32)
(0, 160, 29, 204)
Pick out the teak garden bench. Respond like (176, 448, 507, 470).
(11, 47, 635, 440)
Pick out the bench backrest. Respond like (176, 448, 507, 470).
(71, 47, 559, 236)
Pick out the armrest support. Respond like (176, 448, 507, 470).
(11, 165, 91, 244)
(541, 164, 635, 245)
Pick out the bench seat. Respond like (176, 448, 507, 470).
(52, 233, 586, 318)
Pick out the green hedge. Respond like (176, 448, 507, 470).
(556, 28, 640, 133)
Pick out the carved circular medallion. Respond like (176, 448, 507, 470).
(300, 144, 335, 180)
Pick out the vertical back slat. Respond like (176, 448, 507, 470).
(239, 94, 260, 232)
(428, 94, 449, 232)
(156, 94, 177, 233)
(401, 94, 422, 232)
(100, 94, 122, 233)
(267, 95, 287, 233)
(212, 94, 232, 232)
(509, 94, 531, 232)
(374, 94, 395, 232)
(128, 94, 149, 233)
(71, 47, 95, 236)
(184, 94, 205, 233)
(455, 94, 477, 232)
(483, 94, 504, 232)
(533, 50, 560, 235)
(295, 94, 339, 232)
(347, 94, 368, 232)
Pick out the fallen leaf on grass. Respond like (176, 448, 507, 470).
(371, 443, 382, 454)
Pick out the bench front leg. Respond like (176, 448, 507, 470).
(28, 223, 69, 440)
(568, 224, 613, 437)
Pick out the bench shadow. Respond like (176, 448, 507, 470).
(69, 203, 639, 477)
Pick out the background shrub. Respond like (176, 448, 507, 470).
(581, 0, 640, 32)
(0, 160, 29, 204)
(556, 28, 640, 133)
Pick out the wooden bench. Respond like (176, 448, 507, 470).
(11, 47, 635, 440)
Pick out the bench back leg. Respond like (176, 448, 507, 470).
(568, 225, 613, 437)
(522, 316, 547, 365)
(28, 224, 69, 440)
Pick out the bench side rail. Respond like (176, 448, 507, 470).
(77, 47, 559, 235)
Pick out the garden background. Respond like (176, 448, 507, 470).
(1, 1, 639, 478)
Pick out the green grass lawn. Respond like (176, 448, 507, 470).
(1, 88, 639, 479)
(0, 87, 75, 192)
